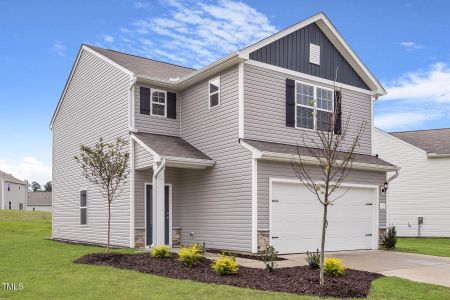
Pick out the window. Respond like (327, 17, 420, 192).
(8, 202, 11, 210)
(80, 190, 87, 225)
(209, 77, 220, 108)
(7, 183, 10, 192)
(19, 203, 23, 210)
(151, 90, 166, 117)
(295, 82, 334, 131)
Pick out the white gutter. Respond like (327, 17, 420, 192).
(427, 153, 450, 158)
(128, 75, 137, 131)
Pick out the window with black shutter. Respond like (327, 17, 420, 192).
(167, 92, 176, 119)
(334, 90, 342, 134)
(286, 78, 295, 127)
(80, 190, 87, 225)
(140, 87, 150, 115)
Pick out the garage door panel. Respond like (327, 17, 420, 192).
(271, 182, 375, 254)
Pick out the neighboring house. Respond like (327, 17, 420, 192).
(51, 13, 397, 254)
(27, 192, 52, 212)
(374, 128, 450, 237)
(0, 170, 27, 210)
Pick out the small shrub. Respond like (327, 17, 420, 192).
(212, 254, 239, 275)
(258, 246, 279, 272)
(324, 257, 346, 277)
(306, 249, 320, 269)
(383, 225, 397, 249)
(151, 245, 170, 258)
(178, 244, 203, 267)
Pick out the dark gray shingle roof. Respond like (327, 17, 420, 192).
(134, 133, 212, 160)
(27, 192, 52, 206)
(244, 139, 395, 167)
(85, 45, 195, 81)
(0, 170, 27, 185)
(390, 128, 450, 155)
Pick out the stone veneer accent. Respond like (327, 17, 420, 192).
(257, 229, 270, 252)
(135, 228, 145, 248)
(378, 227, 387, 247)
(172, 227, 181, 247)
(135, 227, 181, 248)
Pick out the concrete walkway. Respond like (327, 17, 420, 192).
(206, 250, 450, 287)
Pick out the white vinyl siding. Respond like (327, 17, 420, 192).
(244, 63, 372, 155)
(52, 49, 131, 247)
(134, 140, 154, 170)
(1, 181, 27, 210)
(374, 129, 450, 237)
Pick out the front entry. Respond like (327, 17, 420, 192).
(145, 185, 171, 246)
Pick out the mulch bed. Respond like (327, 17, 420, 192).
(75, 253, 382, 298)
(206, 248, 286, 261)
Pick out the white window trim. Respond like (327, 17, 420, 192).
(150, 89, 167, 118)
(80, 189, 88, 226)
(294, 80, 334, 131)
(208, 76, 221, 109)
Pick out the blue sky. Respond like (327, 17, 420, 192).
(1, 0, 450, 183)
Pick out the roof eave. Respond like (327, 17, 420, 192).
(427, 153, 450, 158)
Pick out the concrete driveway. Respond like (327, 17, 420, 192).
(281, 250, 450, 287)
(222, 250, 450, 287)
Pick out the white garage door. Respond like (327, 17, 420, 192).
(271, 181, 377, 254)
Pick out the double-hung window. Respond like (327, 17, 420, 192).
(80, 190, 87, 225)
(209, 77, 220, 108)
(296, 81, 334, 131)
(151, 90, 166, 117)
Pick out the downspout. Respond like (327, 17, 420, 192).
(386, 170, 399, 185)
(128, 75, 138, 132)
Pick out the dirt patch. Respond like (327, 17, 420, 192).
(206, 248, 286, 261)
(75, 253, 382, 298)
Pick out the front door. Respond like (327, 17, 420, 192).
(145, 185, 170, 246)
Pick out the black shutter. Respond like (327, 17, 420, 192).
(140, 87, 150, 115)
(334, 90, 342, 134)
(167, 92, 176, 119)
(286, 78, 295, 127)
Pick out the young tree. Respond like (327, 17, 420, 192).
(74, 138, 129, 252)
(30, 181, 41, 192)
(290, 90, 366, 285)
(43, 181, 52, 192)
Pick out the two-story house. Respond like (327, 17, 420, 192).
(51, 13, 397, 254)
(1, 170, 27, 210)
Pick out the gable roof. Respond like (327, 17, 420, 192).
(27, 192, 52, 206)
(0, 170, 27, 185)
(239, 12, 386, 96)
(84, 45, 195, 82)
(390, 128, 450, 155)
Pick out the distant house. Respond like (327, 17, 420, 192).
(27, 192, 52, 212)
(0, 170, 27, 210)
(374, 128, 450, 237)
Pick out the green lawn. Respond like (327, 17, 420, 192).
(1, 211, 450, 300)
(395, 237, 450, 258)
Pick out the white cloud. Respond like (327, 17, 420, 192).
(134, 1, 149, 8)
(113, 0, 277, 68)
(400, 41, 423, 51)
(375, 111, 442, 131)
(0, 157, 51, 185)
(104, 35, 115, 43)
(52, 40, 67, 57)
(382, 63, 450, 102)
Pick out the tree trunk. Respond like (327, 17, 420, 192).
(319, 204, 328, 285)
(107, 200, 111, 253)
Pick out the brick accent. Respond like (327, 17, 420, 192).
(135, 228, 145, 248)
(257, 230, 270, 252)
(172, 227, 181, 247)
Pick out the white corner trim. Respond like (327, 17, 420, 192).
(130, 134, 162, 162)
(371, 96, 374, 156)
(130, 137, 135, 248)
(245, 60, 375, 96)
(238, 62, 245, 139)
(251, 157, 258, 253)
(129, 76, 137, 130)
